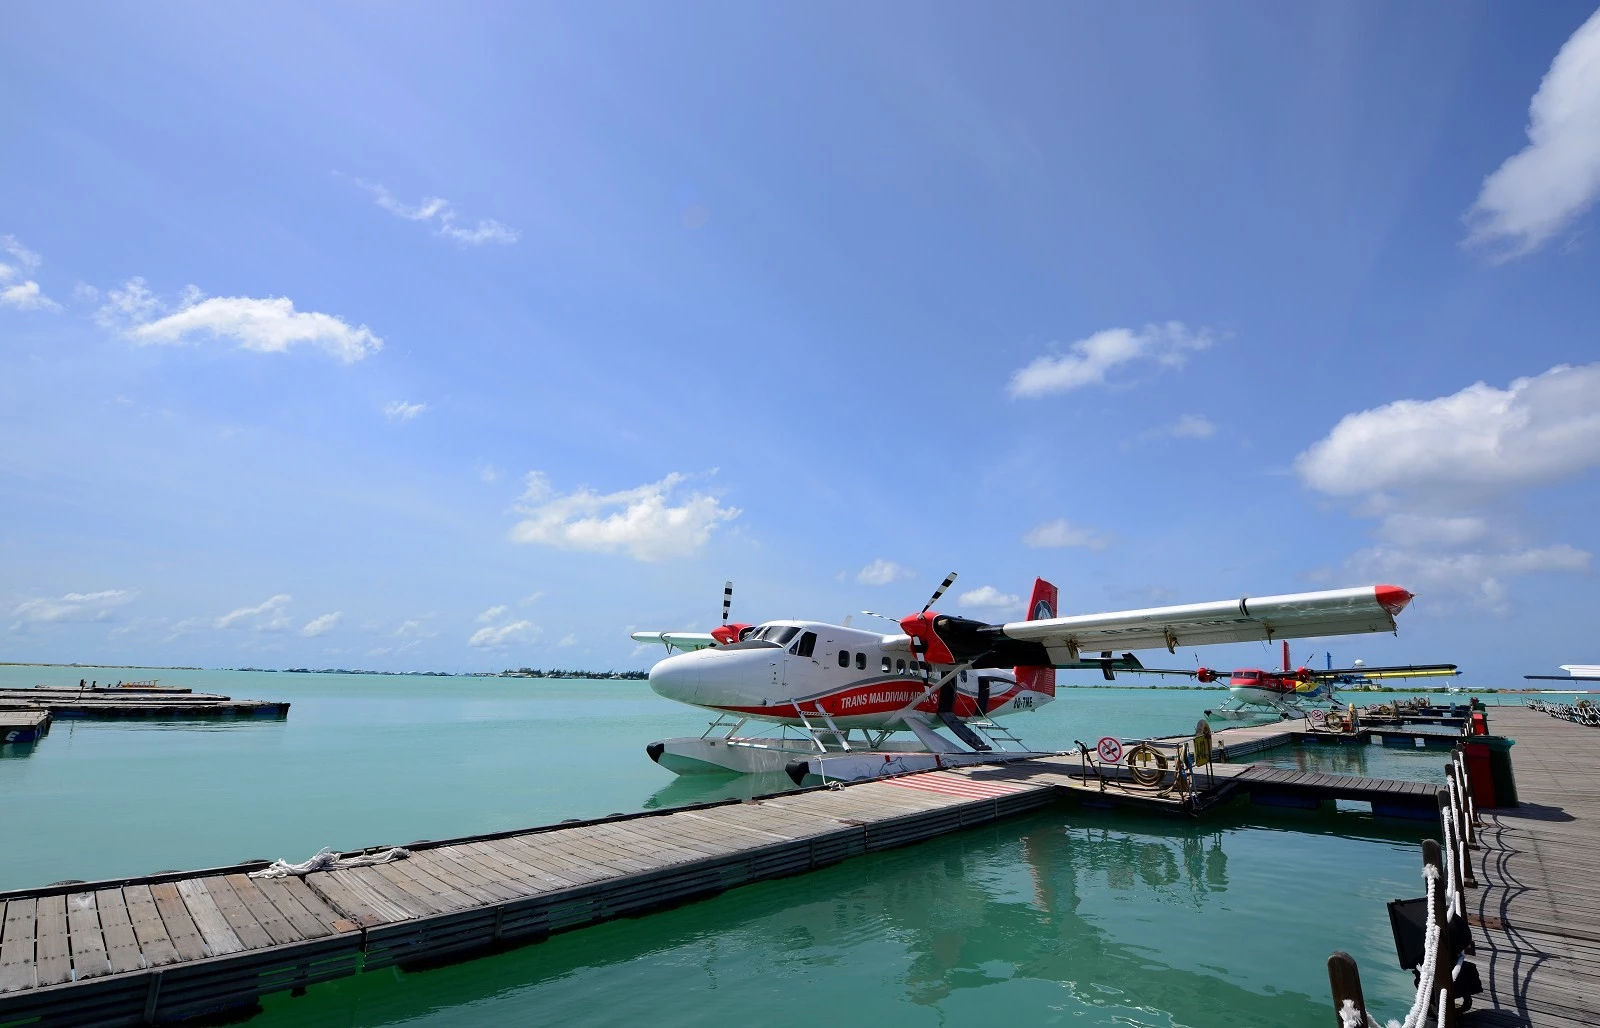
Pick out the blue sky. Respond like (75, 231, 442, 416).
(3, 2, 1598, 680)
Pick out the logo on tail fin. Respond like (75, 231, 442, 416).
(1017, 578, 1058, 698)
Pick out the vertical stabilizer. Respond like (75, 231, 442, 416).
(1015, 578, 1058, 698)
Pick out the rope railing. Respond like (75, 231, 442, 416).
(1328, 749, 1481, 1027)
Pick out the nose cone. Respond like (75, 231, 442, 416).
(648, 650, 703, 704)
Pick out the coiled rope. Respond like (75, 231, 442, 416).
(248, 846, 411, 879)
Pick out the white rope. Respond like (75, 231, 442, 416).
(1380, 864, 1441, 1028)
(248, 845, 411, 879)
(1339, 998, 1371, 1028)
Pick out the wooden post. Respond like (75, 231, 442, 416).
(1422, 839, 1457, 1028)
(1327, 950, 1369, 1028)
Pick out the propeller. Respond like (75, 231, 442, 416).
(860, 571, 959, 627)
(721, 581, 733, 626)
(920, 572, 958, 613)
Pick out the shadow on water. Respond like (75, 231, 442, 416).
(639, 770, 800, 809)
(249, 809, 1419, 1028)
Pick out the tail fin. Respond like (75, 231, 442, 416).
(1015, 578, 1058, 698)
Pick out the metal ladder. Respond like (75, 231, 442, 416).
(794, 702, 852, 753)
(964, 717, 1026, 752)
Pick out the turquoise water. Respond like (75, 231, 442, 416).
(1, 668, 1538, 1025)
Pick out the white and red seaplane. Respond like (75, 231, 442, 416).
(1117, 640, 1459, 720)
(633, 576, 1416, 784)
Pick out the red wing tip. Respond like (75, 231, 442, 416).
(1375, 585, 1414, 615)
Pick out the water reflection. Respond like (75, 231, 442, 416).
(250, 809, 1416, 1027)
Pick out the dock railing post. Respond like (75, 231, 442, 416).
(1327, 950, 1369, 1027)
(1422, 839, 1458, 1028)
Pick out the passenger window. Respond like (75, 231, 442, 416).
(855, 652, 866, 670)
(959, 670, 968, 682)
(896, 659, 906, 673)
(794, 632, 816, 658)
(881, 656, 891, 672)
(838, 650, 850, 668)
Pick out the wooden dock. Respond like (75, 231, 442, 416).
(0, 710, 51, 745)
(0, 718, 1466, 1028)
(1462, 706, 1600, 1026)
(0, 688, 287, 720)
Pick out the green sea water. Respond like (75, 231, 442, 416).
(0, 667, 1543, 1026)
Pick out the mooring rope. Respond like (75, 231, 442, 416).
(248, 846, 411, 879)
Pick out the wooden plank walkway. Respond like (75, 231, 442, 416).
(0, 764, 1059, 1025)
(1462, 706, 1600, 1027)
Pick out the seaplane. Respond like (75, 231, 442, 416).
(632, 575, 1418, 784)
(1111, 641, 1459, 720)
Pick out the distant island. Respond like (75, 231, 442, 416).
(232, 667, 647, 680)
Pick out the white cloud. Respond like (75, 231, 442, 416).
(1, 280, 60, 311)
(479, 463, 501, 485)
(384, 400, 428, 422)
(1023, 518, 1109, 551)
(558, 633, 577, 647)
(1301, 364, 1600, 610)
(216, 594, 293, 631)
(392, 618, 437, 640)
(476, 604, 509, 623)
(468, 620, 541, 648)
(509, 471, 740, 562)
(94, 277, 163, 329)
(1008, 322, 1213, 398)
(130, 295, 382, 363)
(1167, 414, 1216, 439)
(301, 612, 343, 637)
(1296, 363, 1600, 501)
(959, 586, 1021, 610)
(356, 179, 519, 247)
(1, 234, 42, 274)
(1348, 544, 1590, 613)
(439, 219, 519, 245)
(857, 559, 915, 586)
(1464, 8, 1600, 259)
(10, 589, 135, 627)
(0, 234, 60, 311)
(1377, 514, 1490, 549)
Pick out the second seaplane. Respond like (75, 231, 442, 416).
(632, 575, 1418, 784)
(1107, 641, 1459, 720)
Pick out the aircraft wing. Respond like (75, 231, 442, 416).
(630, 631, 718, 653)
(1317, 664, 1459, 681)
(997, 585, 1412, 664)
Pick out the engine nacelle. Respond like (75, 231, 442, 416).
(1196, 668, 1221, 684)
(710, 622, 754, 646)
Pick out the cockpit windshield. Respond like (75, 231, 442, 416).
(755, 625, 800, 645)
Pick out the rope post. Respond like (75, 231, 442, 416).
(1422, 839, 1458, 1028)
(1441, 779, 1475, 890)
(1327, 950, 1369, 1027)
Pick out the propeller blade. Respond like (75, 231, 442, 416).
(860, 610, 900, 626)
(721, 581, 732, 624)
(922, 571, 958, 613)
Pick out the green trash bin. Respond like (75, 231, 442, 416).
(1485, 736, 1517, 807)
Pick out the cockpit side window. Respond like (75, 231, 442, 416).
(791, 632, 816, 658)
(760, 625, 799, 645)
